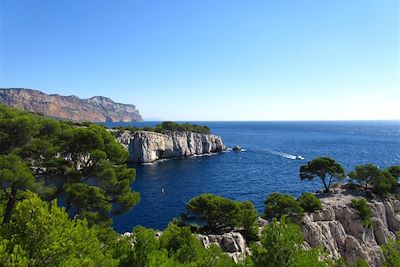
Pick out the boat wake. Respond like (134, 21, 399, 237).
(270, 150, 304, 160)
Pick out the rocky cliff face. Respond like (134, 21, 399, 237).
(122, 189, 399, 265)
(114, 130, 226, 163)
(195, 189, 399, 265)
(301, 188, 400, 267)
(0, 88, 143, 122)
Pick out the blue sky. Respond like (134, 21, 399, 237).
(1, 0, 399, 120)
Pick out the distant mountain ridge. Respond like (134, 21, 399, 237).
(0, 88, 143, 122)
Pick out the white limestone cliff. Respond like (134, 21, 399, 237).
(115, 130, 226, 163)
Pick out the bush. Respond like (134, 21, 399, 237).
(240, 201, 260, 241)
(382, 232, 400, 267)
(371, 170, 397, 195)
(298, 192, 322, 212)
(351, 198, 372, 228)
(354, 258, 370, 267)
(251, 217, 334, 267)
(160, 223, 235, 266)
(264, 193, 304, 220)
(0, 193, 116, 266)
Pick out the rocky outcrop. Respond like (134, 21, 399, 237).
(115, 130, 226, 163)
(198, 232, 250, 263)
(121, 186, 398, 265)
(302, 188, 400, 267)
(0, 88, 143, 122)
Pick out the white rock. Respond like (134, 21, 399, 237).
(115, 130, 226, 163)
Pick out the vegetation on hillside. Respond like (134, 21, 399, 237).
(113, 121, 211, 135)
(300, 156, 399, 195)
(185, 194, 259, 240)
(0, 106, 399, 266)
(300, 157, 345, 192)
(351, 198, 372, 228)
(0, 104, 139, 225)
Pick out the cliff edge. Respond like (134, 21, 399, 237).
(0, 88, 143, 122)
(301, 187, 400, 266)
(115, 130, 226, 163)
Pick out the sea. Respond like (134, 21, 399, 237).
(103, 121, 400, 233)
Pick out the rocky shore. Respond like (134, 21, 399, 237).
(125, 187, 399, 265)
(115, 130, 226, 163)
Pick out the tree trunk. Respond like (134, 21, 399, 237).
(322, 178, 330, 193)
(2, 187, 17, 224)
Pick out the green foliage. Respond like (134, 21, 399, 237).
(154, 121, 211, 134)
(120, 226, 163, 267)
(300, 157, 345, 192)
(382, 232, 400, 267)
(353, 258, 369, 267)
(348, 164, 399, 194)
(0, 193, 115, 266)
(298, 192, 322, 213)
(386, 166, 400, 181)
(371, 170, 397, 195)
(251, 217, 333, 267)
(160, 222, 235, 266)
(117, 222, 235, 266)
(351, 198, 372, 228)
(186, 194, 259, 238)
(0, 154, 43, 223)
(186, 194, 241, 231)
(113, 121, 211, 135)
(241, 201, 260, 240)
(0, 105, 41, 155)
(349, 164, 381, 189)
(264, 193, 304, 220)
(0, 105, 140, 224)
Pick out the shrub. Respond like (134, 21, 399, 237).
(160, 222, 234, 266)
(0, 193, 115, 266)
(240, 201, 260, 241)
(382, 232, 400, 267)
(354, 258, 370, 267)
(371, 170, 397, 195)
(351, 198, 372, 228)
(251, 217, 334, 267)
(298, 192, 322, 212)
(264, 193, 304, 220)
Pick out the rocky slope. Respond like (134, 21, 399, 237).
(301, 187, 400, 267)
(0, 88, 143, 122)
(121, 188, 399, 265)
(197, 189, 399, 265)
(114, 130, 226, 163)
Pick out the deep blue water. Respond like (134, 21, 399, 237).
(104, 121, 400, 233)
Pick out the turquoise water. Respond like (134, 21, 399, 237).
(104, 121, 400, 232)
